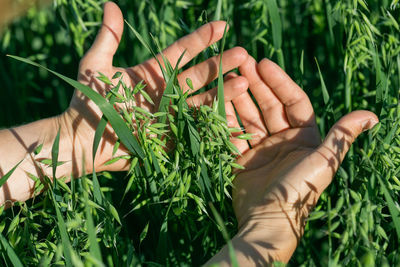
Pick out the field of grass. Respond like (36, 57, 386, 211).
(0, 0, 399, 266)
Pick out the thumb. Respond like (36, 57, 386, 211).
(80, 2, 123, 69)
(313, 110, 378, 190)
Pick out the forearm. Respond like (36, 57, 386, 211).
(0, 114, 81, 205)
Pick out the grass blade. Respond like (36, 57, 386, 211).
(7, 55, 145, 159)
(0, 232, 24, 267)
(51, 128, 61, 180)
(125, 20, 168, 80)
(91, 95, 117, 205)
(315, 58, 329, 105)
(82, 176, 103, 265)
(51, 181, 73, 267)
(213, 0, 222, 21)
(217, 23, 229, 119)
(0, 160, 22, 188)
(209, 203, 239, 267)
(157, 52, 186, 124)
(265, 0, 284, 69)
(377, 174, 400, 244)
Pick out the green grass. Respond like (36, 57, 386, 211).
(0, 0, 400, 266)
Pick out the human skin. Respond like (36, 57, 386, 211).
(206, 56, 378, 265)
(0, 2, 249, 205)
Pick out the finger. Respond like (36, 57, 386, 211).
(257, 59, 315, 128)
(178, 47, 248, 93)
(80, 2, 124, 69)
(145, 21, 228, 71)
(186, 75, 248, 107)
(226, 101, 249, 154)
(232, 92, 268, 147)
(313, 110, 378, 191)
(239, 56, 290, 134)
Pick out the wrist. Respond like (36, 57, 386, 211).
(0, 115, 77, 204)
(236, 217, 300, 264)
(206, 218, 298, 267)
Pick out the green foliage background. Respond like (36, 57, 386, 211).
(0, 0, 399, 266)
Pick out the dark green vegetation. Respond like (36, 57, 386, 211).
(0, 0, 400, 266)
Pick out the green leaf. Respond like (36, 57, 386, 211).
(139, 87, 155, 105)
(377, 174, 400, 244)
(34, 144, 43, 155)
(51, 128, 61, 180)
(157, 52, 186, 124)
(213, 0, 222, 21)
(112, 71, 122, 79)
(315, 58, 329, 104)
(97, 72, 112, 85)
(265, 0, 284, 68)
(186, 78, 194, 91)
(82, 177, 103, 265)
(139, 222, 150, 246)
(266, 0, 282, 50)
(125, 21, 168, 80)
(187, 122, 201, 157)
(0, 232, 24, 267)
(199, 160, 214, 202)
(0, 160, 22, 188)
(39, 159, 67, 167)
(209, 203, 239, 267)
(217, 23, 228, 119)
(51, 181, 73, 267)
(104, 155, 131, 166)
(108, 203, 122, 225)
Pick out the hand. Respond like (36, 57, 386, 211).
(208, 57, 378, 265)
(0, 2, 249, 204)
(60, 2, 249, 175)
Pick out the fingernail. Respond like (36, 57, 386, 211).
(362, 119, 379, 131)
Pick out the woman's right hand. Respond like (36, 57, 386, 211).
(208, 57, 378, 265)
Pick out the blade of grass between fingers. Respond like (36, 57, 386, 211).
(217, 23, 228, 119)
(0, 160, 23, 188)
(8, 55, 145, 159)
